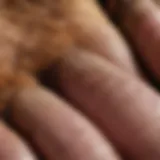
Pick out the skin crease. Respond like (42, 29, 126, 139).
(0, 121, 37, 160)
(11, 87, 121, 160)
(108, 0, 160, 81)
(56, 52, 160, 159)
(0, 0, 138, 110)
(2, 0, 160, 160)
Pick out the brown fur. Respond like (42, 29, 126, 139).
(0, 0, 107, 110)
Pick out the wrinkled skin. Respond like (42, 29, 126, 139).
(1, 0, 160, 160)
(0, 0, 136, 109)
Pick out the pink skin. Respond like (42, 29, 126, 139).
(11, 87, 121, 160)
(57, 52, 160, 160)
(2, 0, 160, 160)
(112, 0, 160, 80)
(0, 122, 37, 160)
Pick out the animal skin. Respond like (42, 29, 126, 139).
(0, 0, 109, 110)
(0, 0, 137, 111)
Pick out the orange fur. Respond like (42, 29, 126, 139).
(0, 0, 107, 110)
